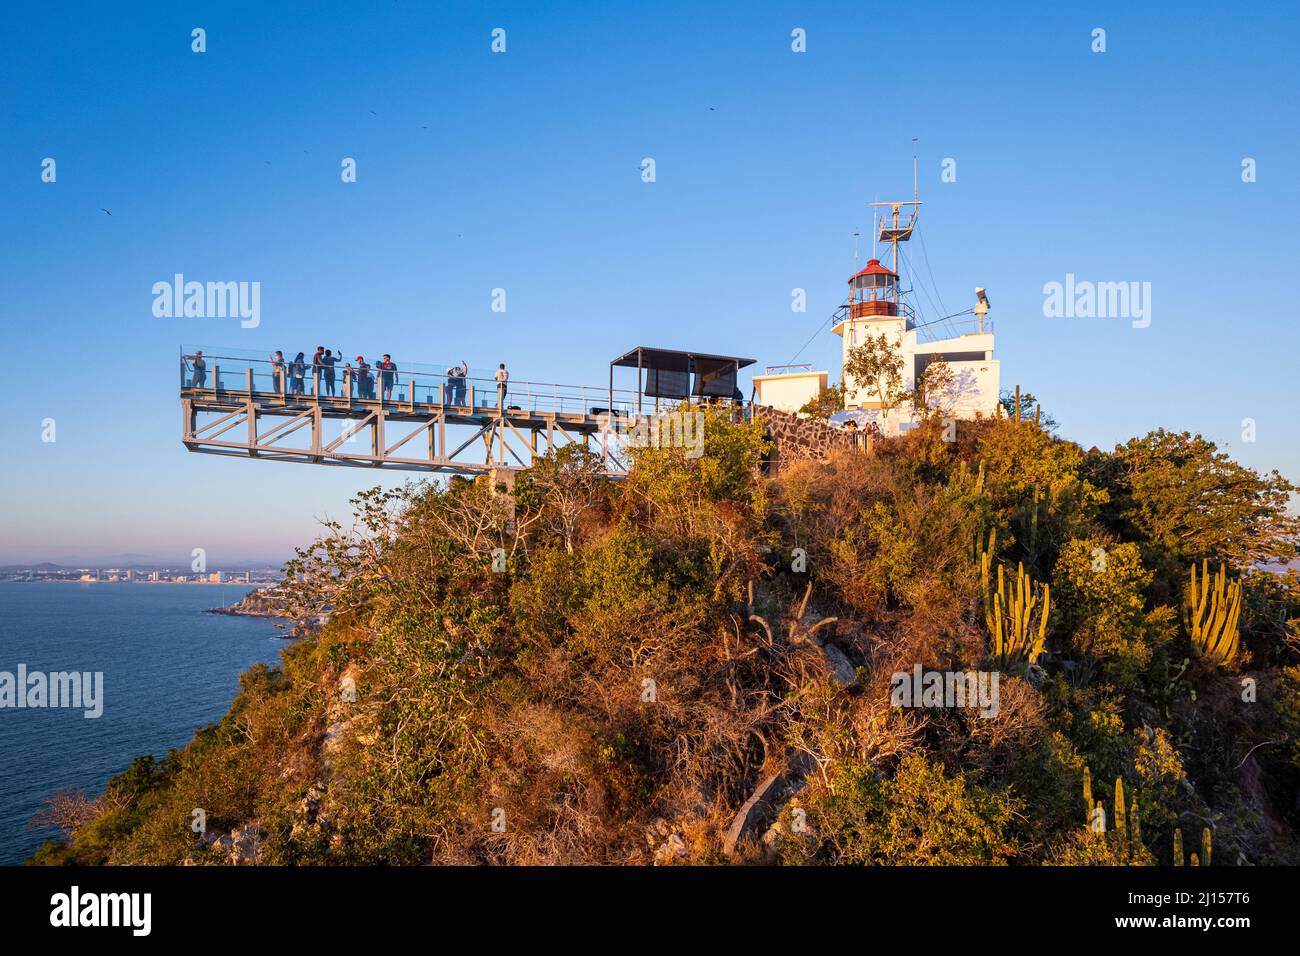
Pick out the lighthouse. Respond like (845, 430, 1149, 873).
(834, 256, 911, 408)
(754, 190, 1001, 432)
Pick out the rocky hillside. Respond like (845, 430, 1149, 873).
(32, 407, 1300, 865)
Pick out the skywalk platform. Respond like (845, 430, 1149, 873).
(179, 348, 637, 477)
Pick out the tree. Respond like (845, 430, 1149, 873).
(1102, 429, 1300, 572)
(1052, 537, 1175, 686)
(910, 355, 954, 418)
(797, 383, 844, 420)
(843, 334, 906, 423)
(514, 445, 607, 554)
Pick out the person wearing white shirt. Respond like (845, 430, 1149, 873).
(494, 363, 509, 408)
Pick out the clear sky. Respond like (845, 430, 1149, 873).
(2, 1, 1297, 565)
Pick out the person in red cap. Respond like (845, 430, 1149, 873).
(347, 355, 372, 399)
(359, 356, 373, 399)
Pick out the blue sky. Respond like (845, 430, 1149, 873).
(2, 1, 1297, 564)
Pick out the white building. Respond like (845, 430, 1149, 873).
(749, 365, 827, 416)
(754, 199, 1000, 434)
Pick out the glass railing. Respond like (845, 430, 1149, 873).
(179, 346, 638, 418)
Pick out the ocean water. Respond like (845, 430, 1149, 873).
(0, 582, 287, 865)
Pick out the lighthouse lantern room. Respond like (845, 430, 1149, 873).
(848, 258, 899, 318)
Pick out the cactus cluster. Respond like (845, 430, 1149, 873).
(1082, 768, 1146, 863)
(1184, 560, 1242, 665)
(1004, 384, 1042, 426)
(1018, 482, 1055, 565)
(952, 458, 986, 497)
(1082, 767, 1224, 867)
(1172, 827, 1213, 866)
(979, 528, 1050, 666)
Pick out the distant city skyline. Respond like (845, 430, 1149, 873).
(0, 557, 284, 571)
(3, 1, 1298, 563)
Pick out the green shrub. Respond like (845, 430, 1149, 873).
(783, 752, 1020, 865)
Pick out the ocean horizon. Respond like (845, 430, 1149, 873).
(0, 581, 287, 865)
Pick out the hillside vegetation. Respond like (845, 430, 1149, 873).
(34, 406, 1300, 865)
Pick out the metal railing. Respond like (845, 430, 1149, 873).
(179, 347, 639, 419)
(832, 304, 992, 343)
(912, 313, 993, 342)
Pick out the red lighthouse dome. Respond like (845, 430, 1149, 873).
(847, 258, 899, 318)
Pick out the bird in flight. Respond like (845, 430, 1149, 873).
(100, 208, 112, 216)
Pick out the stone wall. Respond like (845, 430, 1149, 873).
(755, 405, 868, 469)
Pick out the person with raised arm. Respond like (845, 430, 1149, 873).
(182, 350, 206, 388)
(270, 351, 286, 393)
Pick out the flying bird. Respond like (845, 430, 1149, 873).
(100, 208, 112, 216)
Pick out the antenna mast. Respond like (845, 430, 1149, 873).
(868, 155, 922, 315)
(912, 137, 918, 205)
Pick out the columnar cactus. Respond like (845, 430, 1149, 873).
(1114, 777, 1127, 857)
(1173, 828, 1184, 866)
(1026, 483, 1050, 552)
(1082, 767, 1094, 827)
(952, 459, 987, 499)
(980, 528, 997, 635)
(980, 528, 1050, 666)
(1184, 560, 1242, 665)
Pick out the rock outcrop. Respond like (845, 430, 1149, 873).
(196, 822, 267, 864)
(208, 585, 328, 638)
(208, 585, 292, 619)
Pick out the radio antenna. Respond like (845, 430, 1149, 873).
(912, 137, 919, 204)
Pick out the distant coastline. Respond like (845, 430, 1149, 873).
(6, 578, 275, 585)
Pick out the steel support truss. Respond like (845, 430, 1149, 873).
(181, 395, 629, 477)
